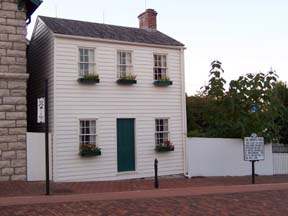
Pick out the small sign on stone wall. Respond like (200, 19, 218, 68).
(243, 133, 264, 161)
(37, 97, 45, 123)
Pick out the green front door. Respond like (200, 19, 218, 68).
(117, 119, 135, 172)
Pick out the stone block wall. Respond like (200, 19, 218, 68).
(0, 0, 28, 181)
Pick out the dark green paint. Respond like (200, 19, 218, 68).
(117, 119, 135, 172)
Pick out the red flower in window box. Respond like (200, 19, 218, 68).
(80, 144, 101, 156)
(155, 140, 174, 152)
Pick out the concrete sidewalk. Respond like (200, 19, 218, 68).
(1, 182, 288, 207)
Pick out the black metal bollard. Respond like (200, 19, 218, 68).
(154, 158, 159, 189)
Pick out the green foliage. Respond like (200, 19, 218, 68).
(187, 130, 207, 137)
(187, 60, 287, 143)
(273, 82, 288, 144)
(186, 94, 210, 137)
(83, 73, 99, 79)
(159, 75, 171, 81)
(202, 60, 226, 100)
(120, 73, 136, 80)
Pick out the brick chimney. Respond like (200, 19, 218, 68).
(138, 9, 158, 30)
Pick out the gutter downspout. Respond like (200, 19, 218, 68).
(180, 48, 189, 178)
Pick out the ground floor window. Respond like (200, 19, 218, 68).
(155, 118, 169, 145)
(79, 120, 97, 145)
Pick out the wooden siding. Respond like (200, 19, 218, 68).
(27, 19, 54, 132)
(52, 37, 185, 182)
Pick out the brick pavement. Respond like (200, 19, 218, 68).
(1, 175, 288, 215)
(0, 188, 288, 215)
(1, 174, 288, 197)
(1, 182, 288, 206)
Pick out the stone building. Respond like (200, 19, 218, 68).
(0, 0, 41, 181)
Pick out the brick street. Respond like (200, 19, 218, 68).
(1, 175, 288, 215)
(0, 189, 288, 216)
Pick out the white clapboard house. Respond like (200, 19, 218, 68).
(27, 9, 186, 182)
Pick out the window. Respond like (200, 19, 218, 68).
(79, 120, 97, 146)
(155, 119, 169, 145)
(117, 51, 133, 78)
(79, 48, 95, 76)
(154, 54, 167, 80)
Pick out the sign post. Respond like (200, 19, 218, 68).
(37, 80, 50, 195)
(251, 160, 256, 184)
(44, 80, 50, 195)
(243, 133, 264, 184)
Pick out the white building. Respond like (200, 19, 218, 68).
(27, 9, 186, 182)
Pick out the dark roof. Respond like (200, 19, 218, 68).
(39, 16, 184, 47)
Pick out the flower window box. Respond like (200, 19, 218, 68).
(78, 74, 100, 84)
(155, 140, 174, 152)
(117, 79, 137, 84)
(117, 74, 137, 85)
(80, 144, 101, 157)
(153, 77, 172, 86)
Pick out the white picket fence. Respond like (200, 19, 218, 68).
(273, 153, 288, 174)
(272, 144, 288, 174)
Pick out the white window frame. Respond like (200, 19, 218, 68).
(79, 119, 97, 146)
(117, 50, 133, 78)
(153, 54, 168, 81)
(155, 118, 169, 145)
(78, 48, 96, 76)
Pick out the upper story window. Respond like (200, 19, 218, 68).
(79, 48, 95, 76)
(155, 118, 169, 145)
(117, 51, 133, 78)
(153, 54, 167, 80)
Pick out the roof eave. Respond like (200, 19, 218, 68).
(53, 33, 186, 50)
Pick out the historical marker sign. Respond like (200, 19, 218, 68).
(37, 97, 45, 123)
(243, 134, 264, 161)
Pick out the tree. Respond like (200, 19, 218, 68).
(225, 70, 280, 142)
(187, 61, 283, 143)
(202, 60, 226, 100)
(273, 82, 288, 143)
(186, 94, 211, 137)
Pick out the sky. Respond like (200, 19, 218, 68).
(27, 0, 288, 95)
